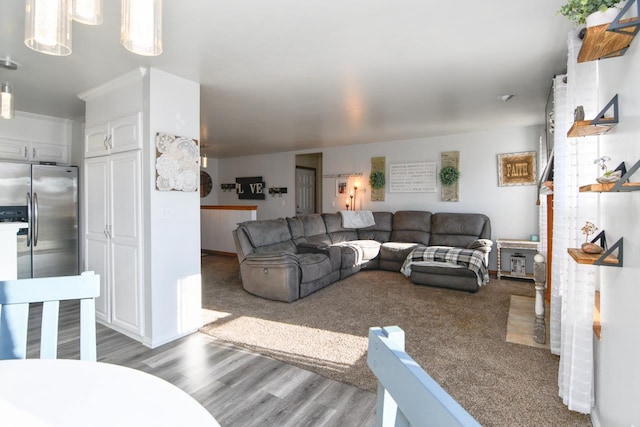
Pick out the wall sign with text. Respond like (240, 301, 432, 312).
(497, 151, 536, 186)
(236, 176, 266, 200)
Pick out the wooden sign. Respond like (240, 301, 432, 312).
(441, 151, 459, 202)
(236, 176, 266, 200)
(389, 162, 437, 193)
(498, 152, 537, 186)
(371, 156, 385, 201)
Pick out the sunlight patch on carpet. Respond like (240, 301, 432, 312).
(506, 295, 549, 349)
(201, 316, 368, 370)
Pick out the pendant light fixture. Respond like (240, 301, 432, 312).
(121, 0, 163, 56)
(24, 0, 72, 56)
(201, 153, 208, 169)
(0, 59, 17, 120)
(71, 0, 103, 25)
(1, 82, 14, 120)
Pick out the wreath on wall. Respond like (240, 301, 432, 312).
(439, 166, 460, 186)
(369, 171, 386, 189)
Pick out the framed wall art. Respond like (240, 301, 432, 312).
(155, 132, 199, 192)
(336, 179, 348, 197)
(497, 151, 536, 186)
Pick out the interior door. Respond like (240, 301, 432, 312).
(296, 167, 316, 215)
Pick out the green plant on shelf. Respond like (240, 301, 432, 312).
(557, 0, 621, 25)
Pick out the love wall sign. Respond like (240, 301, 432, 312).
(236, 176, 266, 200)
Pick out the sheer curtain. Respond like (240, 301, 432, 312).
(550, 31, 600, 414)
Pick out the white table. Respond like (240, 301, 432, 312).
(495, 238, 541, 281)
(0, 359, 220, 427)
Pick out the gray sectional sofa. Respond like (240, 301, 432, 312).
(232, 210, 492, 302)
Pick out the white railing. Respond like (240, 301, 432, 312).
(367, 326, 480, 427)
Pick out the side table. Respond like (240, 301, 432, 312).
(496, 238, 540, 281)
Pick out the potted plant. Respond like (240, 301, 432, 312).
(369, 171, 386, 189)
(439, 166, 460, 186)
(557, 0, 623, 27)
(580, 221, 604, 253)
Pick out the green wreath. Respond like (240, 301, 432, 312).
(439, 166, 460, 186)
(369, 171, 386, 189)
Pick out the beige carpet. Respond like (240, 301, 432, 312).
(200, 255, 591, 427)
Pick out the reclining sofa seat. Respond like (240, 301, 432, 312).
(233, 210, 492, 302)
(233, 218, 340, 302)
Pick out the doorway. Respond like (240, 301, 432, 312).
(295, 153, 322, 215)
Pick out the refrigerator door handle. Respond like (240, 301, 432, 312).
(26, 192, 32, 247)
(24, 146, 28, 158)
(33, 192, 39, 246)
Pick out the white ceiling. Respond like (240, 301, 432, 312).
(0, 1, 572, 158)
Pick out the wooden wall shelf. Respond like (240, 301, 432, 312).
(578, 0, 640, 62)
(567, 235, 623, 267)
(567, 95, 619, 138)
(567, 119, 617, 137)
(579, 159, 640, 192)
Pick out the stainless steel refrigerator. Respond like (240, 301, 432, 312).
(0, 162, 78, 279)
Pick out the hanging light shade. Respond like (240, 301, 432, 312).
(121, 0, 162, 56)
(1, 82, 15, 120)
(201, 153, 208, 168)
(24, 0, 72, 56)
(71, 0, 103, 25)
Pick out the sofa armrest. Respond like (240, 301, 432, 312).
(297, 242, 329, 251)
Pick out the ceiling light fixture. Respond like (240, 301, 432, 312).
(201, 153, 208, 168)
(24, 0, 73, 56)
(121, 0, 163, 56)
(71, 0, 103, 25)
(1, 82, 15, 120)
(500, 94, 515, 102)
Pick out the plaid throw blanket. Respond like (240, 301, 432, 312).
(401, 246, 490, 286)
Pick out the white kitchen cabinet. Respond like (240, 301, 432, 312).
(84, 151, 143, 339)
(85, 112, 142, 158)
(0, 137, 69, 164)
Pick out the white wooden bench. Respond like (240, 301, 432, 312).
(367, 326, 481, 427)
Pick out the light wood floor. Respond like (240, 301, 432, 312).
(26, 302, 377, 427)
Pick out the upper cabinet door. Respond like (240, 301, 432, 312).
(85, 123, 110, 158)
(109, 113, 142, 154)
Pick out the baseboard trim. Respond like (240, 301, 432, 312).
(202, 249, 236, 257)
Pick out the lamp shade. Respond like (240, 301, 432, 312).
(121, 0, 162, 56)
(201, 153, 208, 168)
(71, 0, 103, 25)
(1, 82, 14, 120)
(24, 0, 72, 56)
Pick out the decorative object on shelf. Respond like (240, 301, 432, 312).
(236, 176, 265, 200)
(440, 151, 460, 202)
(510, 253, 526, 276)
(439, 166, 460, 186)
(557, 0, 622, 26)
(268, 187, 287, 196)
(497, 151, 537, 186)
(24, 0, 163, 57)
(580, 159, 640, 192)
(155, 132, 199, 192)
(593, 155, 623, 183)
(574, 105, 585, 121)
(567, 94, 619, 137)
(580, 221, 604, 253)
(370, 157, 385, 201)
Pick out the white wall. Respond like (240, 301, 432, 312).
(147, 69, 202, 347)
(216, 125, 543, 270)
(590, 38, 640, 427)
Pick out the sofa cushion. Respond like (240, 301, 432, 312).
(380, 242, 422, 263)
(389, 210, 432, 245)
(297, 253, 333, 284)
(322, 213, 359, 243)
(429, 213, 491, 247)
(287, 216, 305, 243)
(357, 211, 393, 242)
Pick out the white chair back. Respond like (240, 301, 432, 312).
(0, 271, 99, 361)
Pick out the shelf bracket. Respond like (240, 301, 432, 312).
(594, 237, 623, 267)
(590, 94, 619, 127)
(611, 159, 640, 191)
(608, 0, 640, 37)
